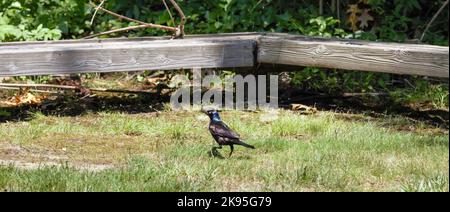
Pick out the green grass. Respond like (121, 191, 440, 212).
(0, 110, 448, 192)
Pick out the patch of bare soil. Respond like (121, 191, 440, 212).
(0, 159, 114, 172)
(0, 144, 115, 171)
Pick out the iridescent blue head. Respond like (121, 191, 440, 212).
(204, 110, 222, 122)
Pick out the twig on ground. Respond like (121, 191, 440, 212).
(284, 92, 389, 103)
(420, 0, 449, 42)
(0, 86, 59, 94)
(0, 83, 158, 95)
(403, 79, 417, 90)
(341, 92, 389, 97)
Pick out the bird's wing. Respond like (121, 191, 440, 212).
(209, 121, 240, 139)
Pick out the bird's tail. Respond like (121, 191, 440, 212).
(235, 140, 255, 149)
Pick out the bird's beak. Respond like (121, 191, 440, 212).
(200, 109, 208, 115)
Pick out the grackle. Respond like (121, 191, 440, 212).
(204, 110, 255, 157)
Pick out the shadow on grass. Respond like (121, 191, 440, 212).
(0, 92, 168, 123)
(1, 88, 448, 130)
(410, 135, 450, 148)
(279, 88, 449, 130)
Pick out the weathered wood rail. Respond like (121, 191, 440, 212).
(0, 33, 448, 78)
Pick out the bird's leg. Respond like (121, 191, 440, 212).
(210, 146, 224, 158)
(210, 146, 217, 155)
(229, 145, 234, 158)
(211, 146, 222, 151)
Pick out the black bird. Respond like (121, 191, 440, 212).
(204, 110, 255, 157)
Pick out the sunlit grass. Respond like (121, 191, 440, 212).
(0, 110, 448, 191)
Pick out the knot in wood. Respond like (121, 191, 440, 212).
(393, 49, 409, 57)
(156, 54, 171, 64)
(313, 44, 330, 56)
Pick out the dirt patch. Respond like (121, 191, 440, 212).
(0, 159, 114, 172)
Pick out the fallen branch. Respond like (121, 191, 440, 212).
(167, 0, 186, 37)
(342, 92, 389, 97)
(0, 83, 159, 95)
(420, 0, 449, 42)
(167, 0, 186, 26)
(284, 92, 389, 103)
(83, 24, 152, 39)
(162, 0, 175, 27)
(90, 0, 106, 25)
(89, 2, 177, 31)
(85, 1, 179, 39)
(0, 86, 59, 94)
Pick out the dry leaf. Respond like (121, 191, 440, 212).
(358, 9, 374, 29)
(1, 89, 45, 106)
(291, 104, 318, 115)
(347, 4, 361, 32)
(347, 4, 361, 16)
(146, 76, 168, 84)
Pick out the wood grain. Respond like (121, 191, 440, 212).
(0, 33, 448, 78)
(0, 36, 256, 76)
(258, 35, 449, 78)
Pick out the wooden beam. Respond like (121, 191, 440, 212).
(0, 34, 257, 77)
(0, 32, 448, 78)
(258, 34, 449, 78)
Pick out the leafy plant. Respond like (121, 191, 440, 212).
(0, 1, 62, 41)
(0, 0, 448, 109)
